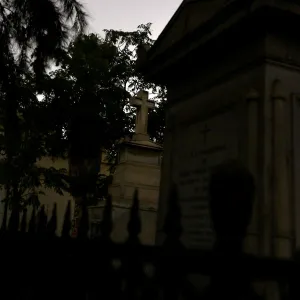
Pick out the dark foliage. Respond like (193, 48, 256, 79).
(0, 0, 88, 212)
(0, 0, 87, 79)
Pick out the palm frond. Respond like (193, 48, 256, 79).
(61, 0, 87, 32)
(0, 0, 87, 77)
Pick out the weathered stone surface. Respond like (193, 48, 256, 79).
(156, 66, 263, 251)
(104, 90, 163, 245)
(172, 110, 239, 249)
(143, 0, 300, 259)
(130, 90, 154, 139)
(152, 0, 227, 56)
(108, 140, 162, 244)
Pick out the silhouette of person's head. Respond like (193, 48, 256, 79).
(209, 160, 255, 247)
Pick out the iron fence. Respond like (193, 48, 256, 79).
(0, 161, 299, 300)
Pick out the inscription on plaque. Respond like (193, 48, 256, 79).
(172, 111, 238, 249)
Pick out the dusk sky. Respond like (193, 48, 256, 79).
(84, 0, 183, 39)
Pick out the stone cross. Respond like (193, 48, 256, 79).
(130, 90, 155, 135)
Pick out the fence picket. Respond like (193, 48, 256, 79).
(61, 200, 71, 238)
(28, 206, 36, 234)
(123, 189, 145, 300)
(20, 208, 27, 233)
(160, 184, 185, 300)
(0, 163, 298, 300)
(163, 184, 182, 246)
(47, 203, 57, 236)
(37, 205, 47, 234)
(127, 189, 141, 244)
(8, 204, 20, 233)
(77, 202, 89, 239)
(100, 194, 113, 241)
(0, 199, 8, 232)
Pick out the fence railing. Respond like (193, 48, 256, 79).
(0, 160, 300, 300)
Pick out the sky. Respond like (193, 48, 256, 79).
(83, 0, 183, 39)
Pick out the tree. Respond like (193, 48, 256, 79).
(0, 67, 70, 213)
(103, 23, 167, 144)
(41, 24, 167, 235)
(42, 34, 132, 206)
(148, 88, 167, 145)
(0, 0, 86, 78)
(0, 0, 87, 214)
(40, 33, 132, 235)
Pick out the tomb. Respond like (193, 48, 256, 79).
(108, 90, 162, 244)
(138, 0, 300, 258)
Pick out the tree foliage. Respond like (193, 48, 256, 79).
(103, 23, 167, 144)
(0, 0, 87, 210)
(41, 33, 132, 205)
(0, 18, 167, 212)
(41, 24, 167, 206)
(0, 0, 87, 78)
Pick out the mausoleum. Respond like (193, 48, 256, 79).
(138, 0, 300, 258)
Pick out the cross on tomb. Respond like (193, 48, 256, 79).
(200, 123, 211, 145)
(130, 90, 155, 135)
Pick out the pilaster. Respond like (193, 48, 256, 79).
(272, 79, 293, 258)
(244, 88, 260, 255)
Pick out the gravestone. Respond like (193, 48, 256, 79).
(108, 90, 163, 244)
(173, 112, 239, 249)
(138, 0, 300, 258)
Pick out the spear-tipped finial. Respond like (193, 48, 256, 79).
(47, 203, 57, 236)
(163, 184, 182, 245)
(20, 208, 27, 233)
(62, 201, 71, 238)
(28, 206, 36, 234)
(127, 189, 141, 242)
(101, 195, 113, 240)
(37, 205, 47, 234)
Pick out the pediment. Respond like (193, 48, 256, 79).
(150, 0, 227, 57)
